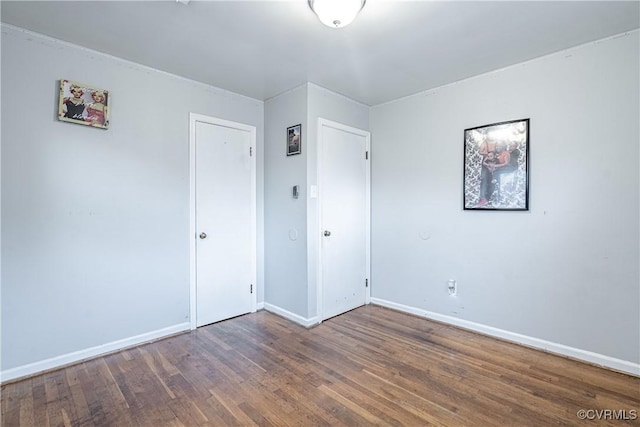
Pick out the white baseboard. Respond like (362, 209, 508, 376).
(256, 301, 265, 310)
(263, 303, 319, 328)
(370, 298, 639, 377)
(0, 322, 190, 384)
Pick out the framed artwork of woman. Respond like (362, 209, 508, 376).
(58, 79, 110, 129)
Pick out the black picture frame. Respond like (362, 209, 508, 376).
(463, 118, 529, 211)
(287, 124, 301, 156)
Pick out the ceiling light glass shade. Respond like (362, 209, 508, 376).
(308, 0, 366, 28)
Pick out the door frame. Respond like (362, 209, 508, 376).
(189, 113, 257, 330)
(316, 118, 371, 323)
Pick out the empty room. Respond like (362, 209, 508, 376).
(1, 1, 639, 425)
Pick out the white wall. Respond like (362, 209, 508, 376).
(370, 32, 639, 365)
(264, 85, 308, 317)
(263, 83, 369, 321)
(306, 84, 370, 318)
(0, 25, 264, 375)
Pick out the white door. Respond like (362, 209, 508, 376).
(191, 115, 256, 328)
(319, 119, 370, 321)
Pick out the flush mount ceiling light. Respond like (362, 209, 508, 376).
(308, 0, 366, 28)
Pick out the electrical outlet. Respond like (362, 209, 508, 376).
(448, 279, 457, 296)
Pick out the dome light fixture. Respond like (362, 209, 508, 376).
(308, 0, 366, 29)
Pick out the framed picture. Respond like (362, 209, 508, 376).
(287, 124, 301, 156)
(58, 79, 110, 129)
(463, 118, 529, 211)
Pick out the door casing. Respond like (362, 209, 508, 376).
(189, 113, 257, 330)
(316, 118, 371, 323)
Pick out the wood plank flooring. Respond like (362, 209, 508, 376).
(2, 305, 639, 426)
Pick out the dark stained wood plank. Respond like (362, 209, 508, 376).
(30, 375, 48, 427)
(2, 305, 639, 426)
(16, 380, 35, 427)
(64, 364, 92, 426)
(0, 377, 27, 427)
(43, 370, 66, 427)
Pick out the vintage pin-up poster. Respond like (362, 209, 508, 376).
(58, 79, 110, 129)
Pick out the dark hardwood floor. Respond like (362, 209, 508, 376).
(2, 305, 639, 426)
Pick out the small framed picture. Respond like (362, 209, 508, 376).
(463, 118, 529, 211)
(58, 79, 110, 129)
(287, 124, 301, 156)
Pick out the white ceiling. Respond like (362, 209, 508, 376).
(2, 1, 638, 106)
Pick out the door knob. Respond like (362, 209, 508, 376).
(324, 230, 331, 237)
(199, 232, 207, 239)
